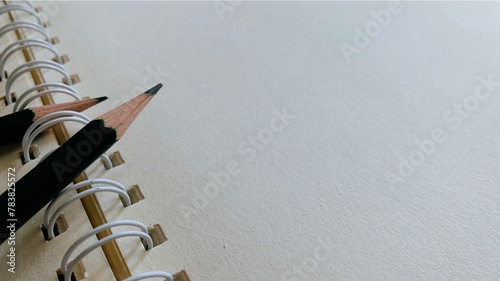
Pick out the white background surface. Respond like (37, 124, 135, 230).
(2, 1, 500, 280)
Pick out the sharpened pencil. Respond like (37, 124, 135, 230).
(0, 84, 162, 244)
(0, 97, 108, 147)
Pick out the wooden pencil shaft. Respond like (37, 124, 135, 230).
(4, 5, 132, 279)
(0, 120, 117, 244)
(0, 98, 106, 147)
(99, 93, 154, 140)
(31, 97, 108, 121)
(21, 50, 132, 280)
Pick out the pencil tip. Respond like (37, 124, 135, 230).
(145, 83, 163, 95)
(95, 96, 108, 103)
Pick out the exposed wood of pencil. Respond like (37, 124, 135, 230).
(0, 97, 105, 147)
(97, 83, 161, 140)
(0, 88, 159, 244)
(98, 91, 159, 140)
(4, 5, 131, 280)
(32, 96, 108, 120)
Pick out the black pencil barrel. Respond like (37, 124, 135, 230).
(0, 110, 35, 147)
(0, 119, 117, 244)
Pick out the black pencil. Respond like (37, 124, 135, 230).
(0, 97, 108, 147)
(0, 84, 162, 244)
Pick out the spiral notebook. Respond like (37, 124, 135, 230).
(0, 2, 189, 281)
(2, 1, 500, 281)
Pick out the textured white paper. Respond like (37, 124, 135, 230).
(2, 1, 500, 280)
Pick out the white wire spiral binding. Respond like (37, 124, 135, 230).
(0, 4, 42, 24)
(61, 220, 153, 281)
(1, 3, 173, 280)
(0, 21, 50, 43)
(20, 110, 113, 169)
(123, 271, 174, 281)
(14, 82, 81, 112)
(17, 1, 34, 9)
(5, 59, 72, 104)
(2, 1, 35, 10)
(43, 178, 131, 240)
(0, 38, 62, 79)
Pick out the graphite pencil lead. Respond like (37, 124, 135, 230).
(97, 86, 162, 140)
(145, 83, 163, 95)
(96, 96, 108, 103)
(32, 96, 108, 121)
